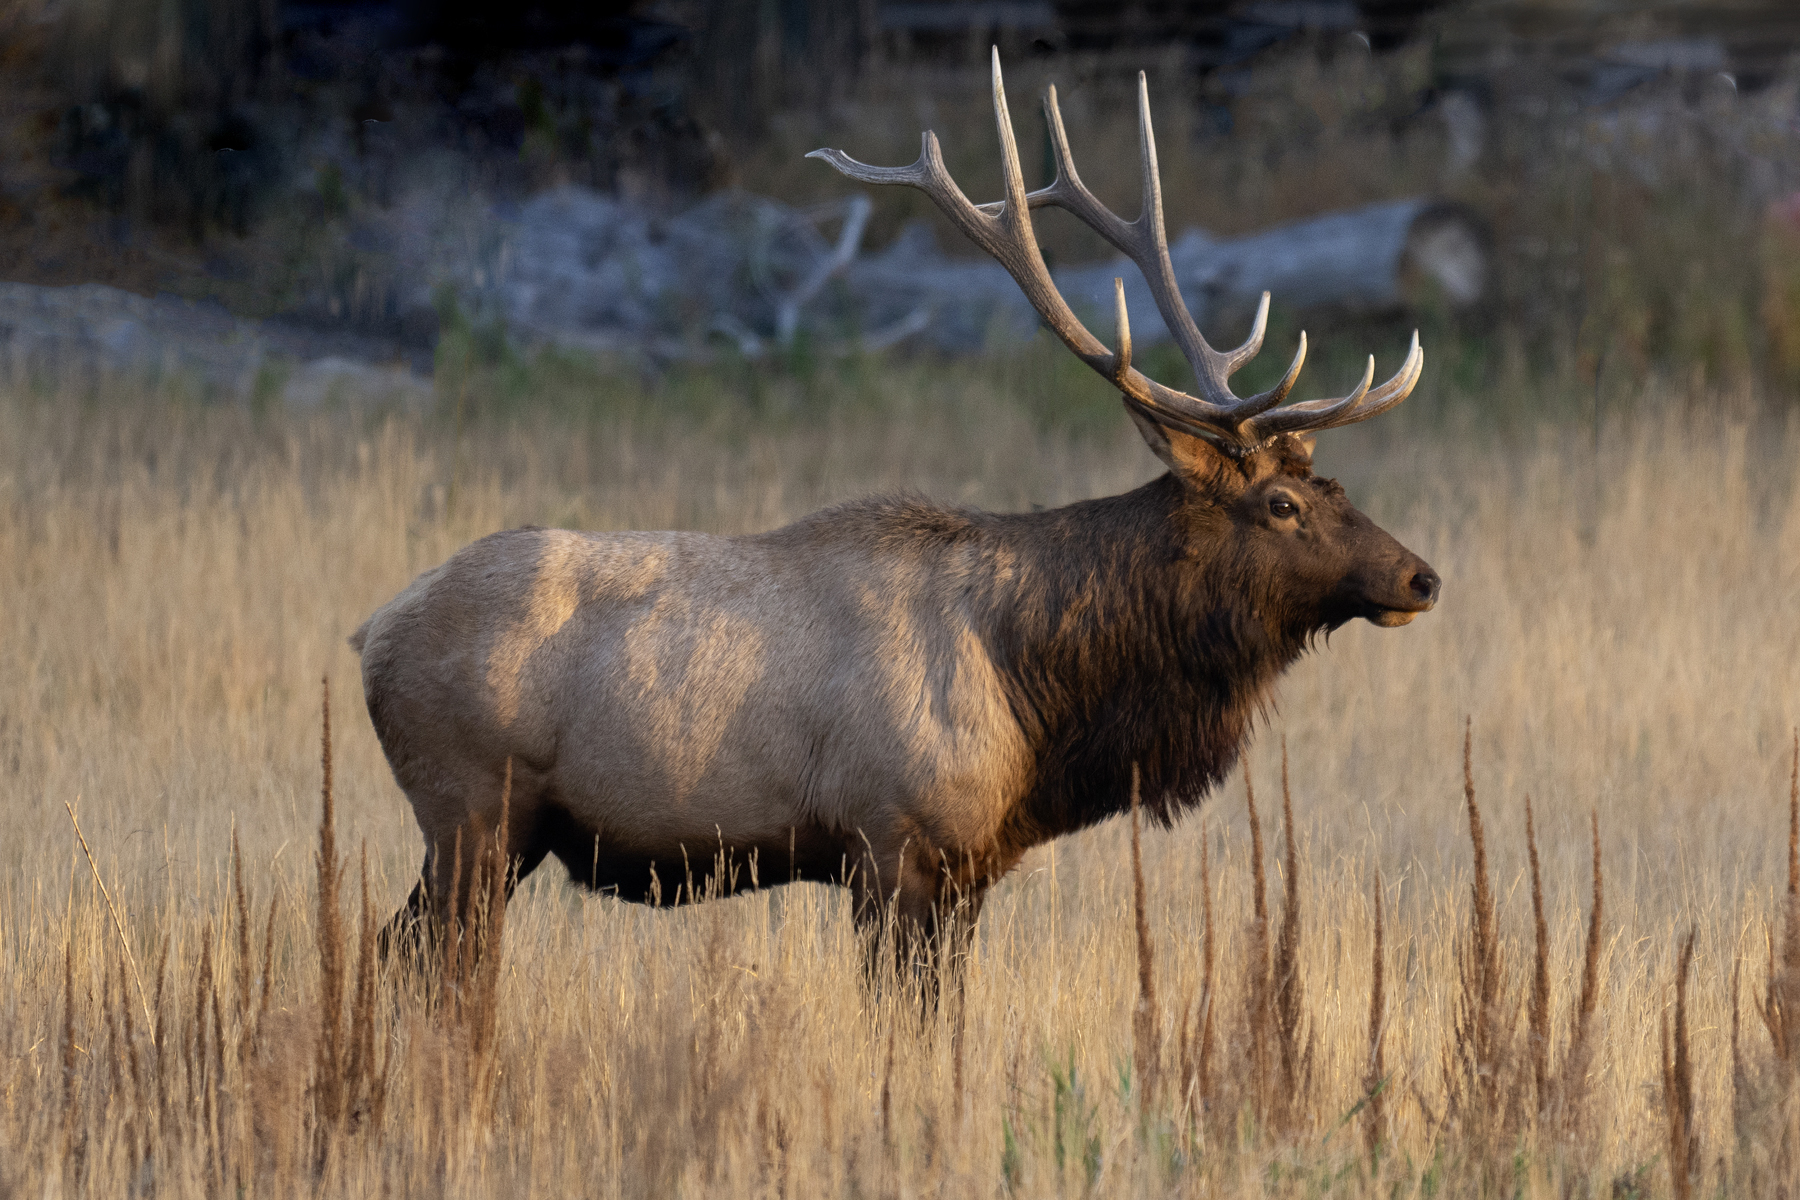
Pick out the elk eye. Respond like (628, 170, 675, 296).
(1269, 497, 1298, 519)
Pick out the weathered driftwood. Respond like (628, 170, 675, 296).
(498, 188, 1487, 358)
(846, 197, 1486, 353)
(499, 188, 902, 359)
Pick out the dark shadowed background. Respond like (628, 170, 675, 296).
(2, 0, 1800, 410)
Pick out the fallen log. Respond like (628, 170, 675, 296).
(846, 197, 1488, 353)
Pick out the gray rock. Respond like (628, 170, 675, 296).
(0, 281, 430, 404)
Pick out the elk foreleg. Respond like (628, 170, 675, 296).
(851, 839, 992, 1007)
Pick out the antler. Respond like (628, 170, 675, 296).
(808, 49, 1423, 455)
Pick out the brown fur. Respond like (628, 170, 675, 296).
(355, 428, 1437, 958)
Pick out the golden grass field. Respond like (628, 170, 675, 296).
(3, 354, 1800, 1196)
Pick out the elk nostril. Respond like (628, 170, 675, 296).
(1408, 569, 1440, 604)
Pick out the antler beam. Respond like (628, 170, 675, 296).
(809, 49, 1423, 454)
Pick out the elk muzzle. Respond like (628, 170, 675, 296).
(1365, 559, 1440, 627)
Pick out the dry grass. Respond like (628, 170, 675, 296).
(3, 356, 1800, 1195)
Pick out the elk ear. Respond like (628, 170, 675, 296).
(1128, 409, 1237, 484)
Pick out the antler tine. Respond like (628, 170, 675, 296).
(1129, 72, 1237, 392)
(1245, 357, 1373, 438)
(808, 58, 1046, 288)
(1110, 277, 1133, 386)
(1238, 330, 1307, 415)
(1016, 83, 1133, 244)
(1223, 292, 1270, 374)
(1243, 335, 1424, 440)
(806, 132, 965, 235)
(1306, 331, 1423, 432)
(1044, 73, 1241, 408)
(976, 47, 1136, 384)
(989, 46, 1033, 235)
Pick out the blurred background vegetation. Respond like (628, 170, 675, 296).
(1, 0, 1799, 424)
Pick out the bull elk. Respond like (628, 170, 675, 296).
(353, 52, 1439, 972)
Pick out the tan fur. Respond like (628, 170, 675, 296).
(357, 521, 1034, 931)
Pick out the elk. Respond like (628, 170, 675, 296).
(353, 52, 1438, 972)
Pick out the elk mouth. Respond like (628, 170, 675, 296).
(1361, 565, 1440, 627)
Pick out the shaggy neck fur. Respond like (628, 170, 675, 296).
(967, 473, 1318, 839)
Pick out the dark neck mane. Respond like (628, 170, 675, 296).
(972, 474, 1312, 838)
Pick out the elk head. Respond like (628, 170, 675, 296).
(812, 50, 1438, 636)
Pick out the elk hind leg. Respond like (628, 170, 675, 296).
(381, 782, 549, 975)
(377, 861, 436, 964)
